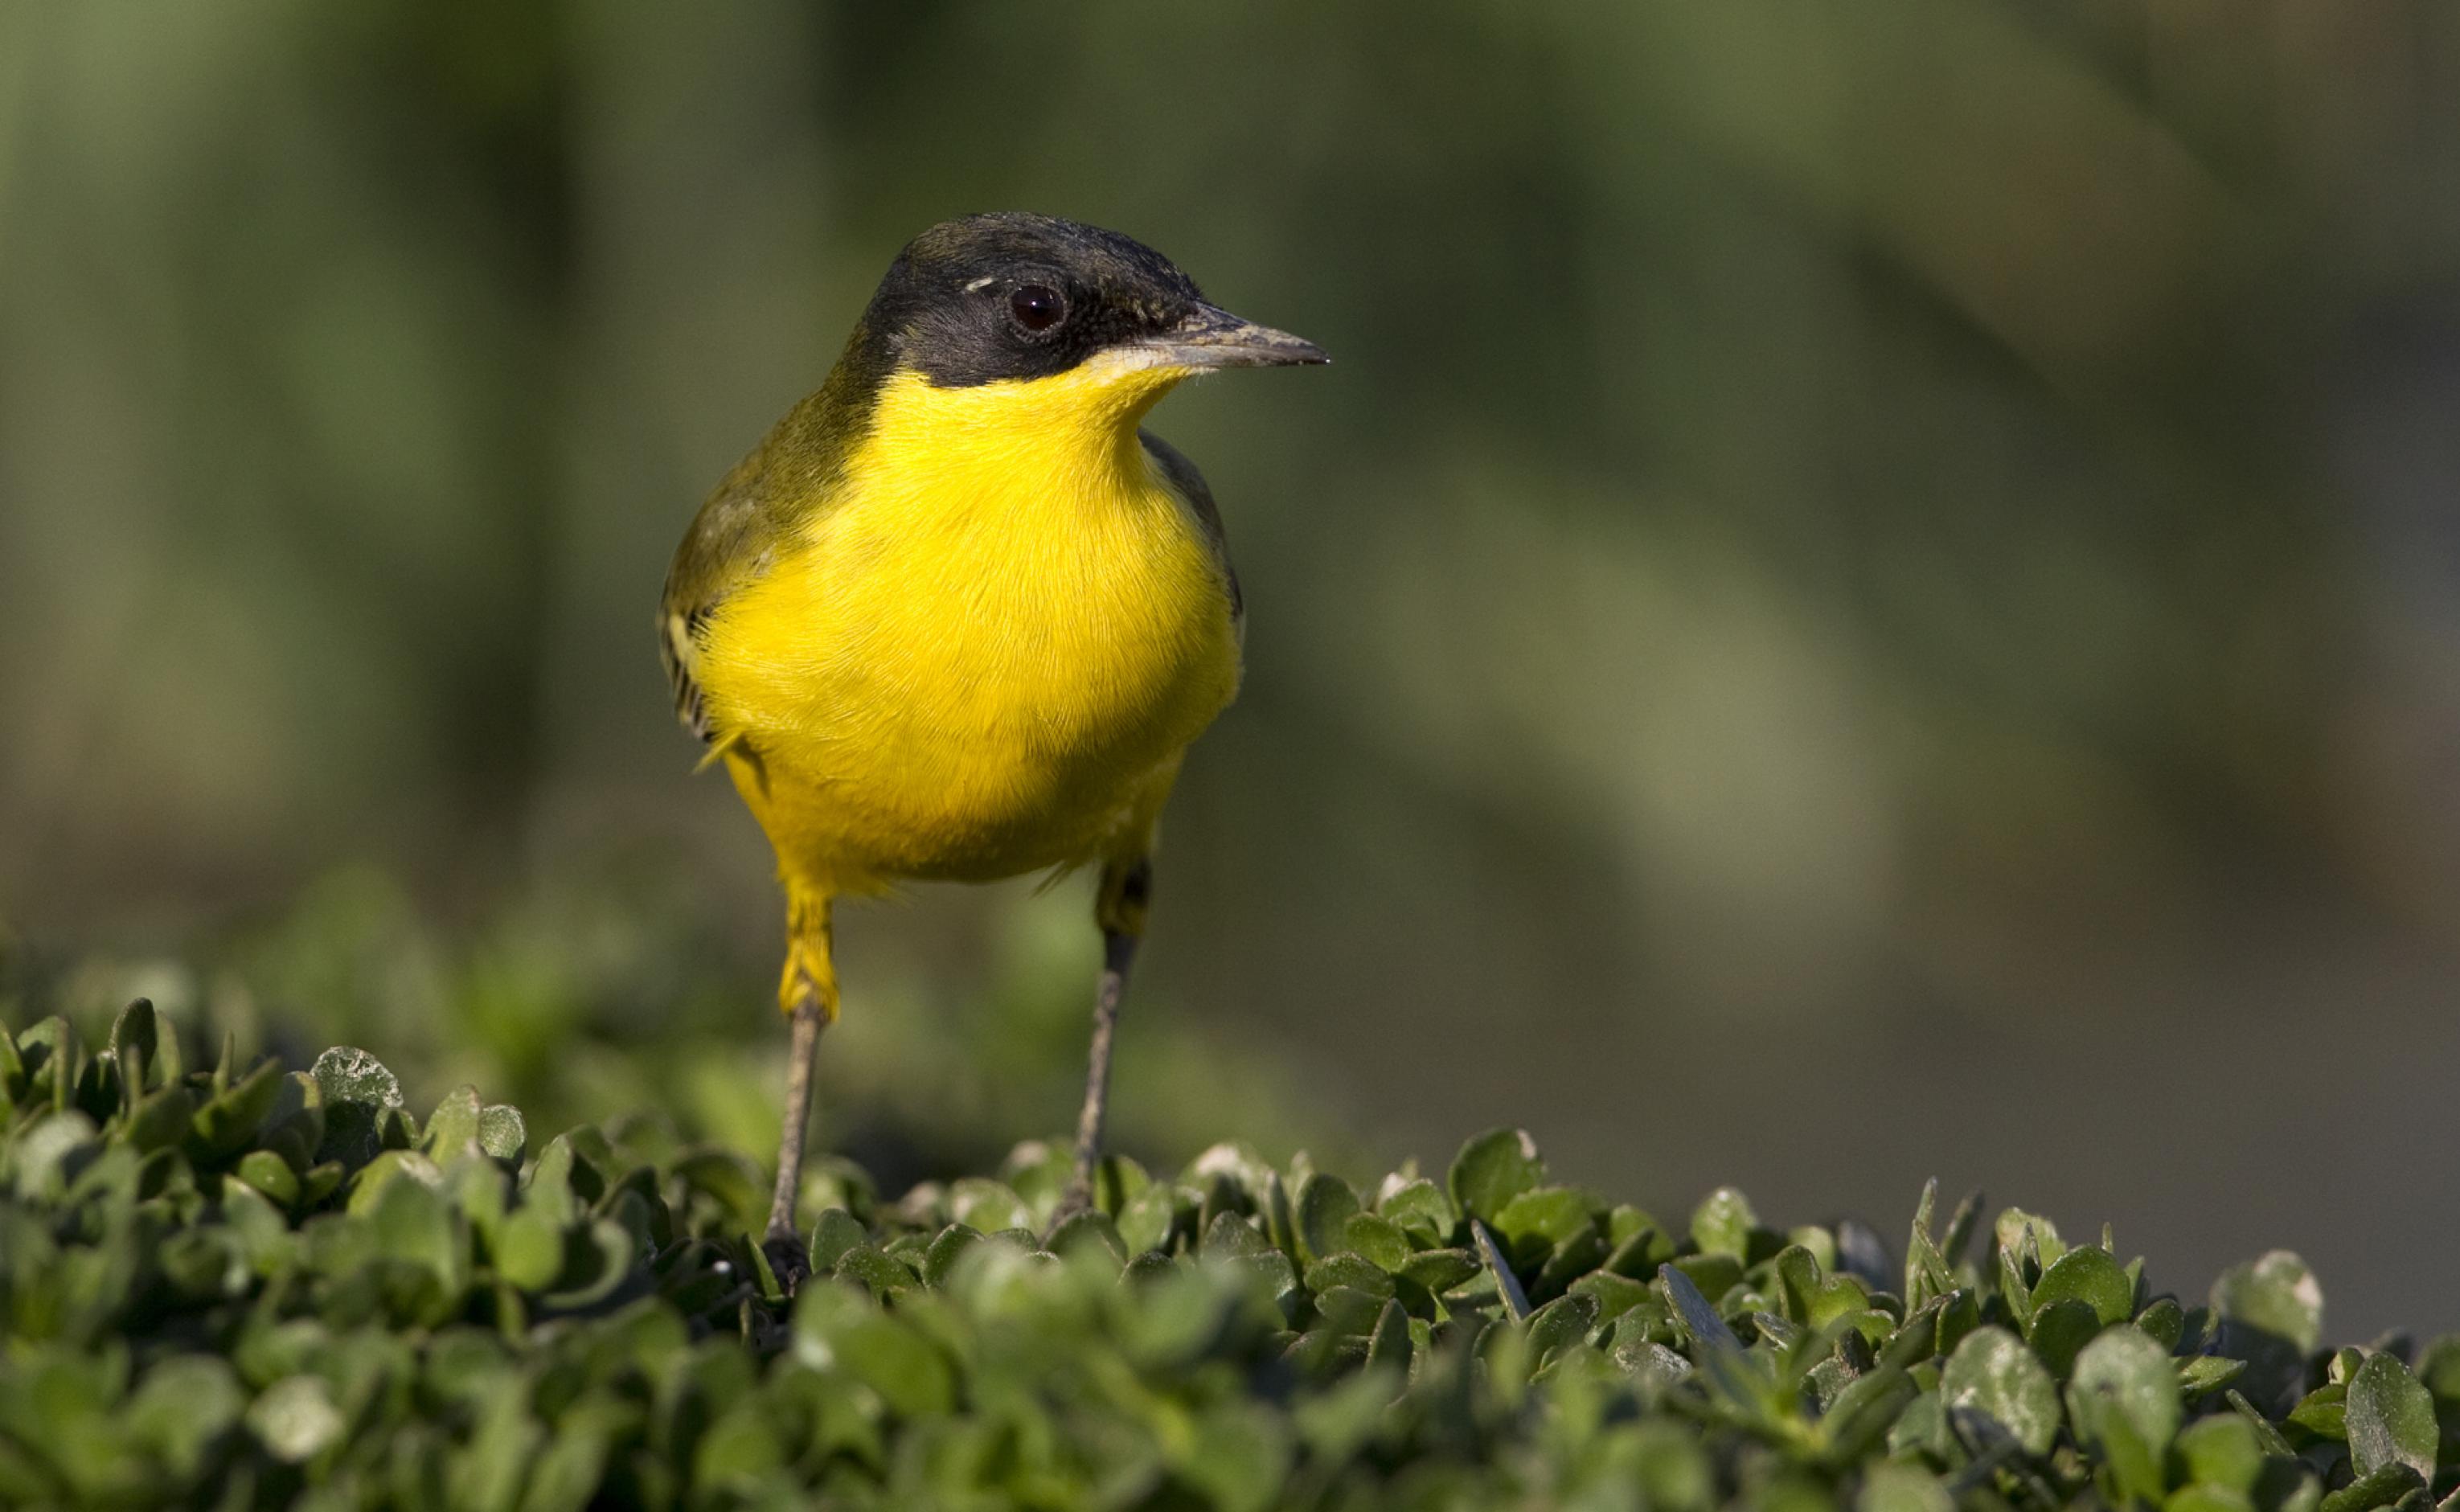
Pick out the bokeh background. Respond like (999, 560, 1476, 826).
(6, 2, 2459, 1336)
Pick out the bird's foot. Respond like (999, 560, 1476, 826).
(763, 1225, 813, 1297)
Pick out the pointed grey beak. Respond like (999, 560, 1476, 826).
(1145, 303, 1330, 370)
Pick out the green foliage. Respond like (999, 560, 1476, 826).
(3, 1007, 2455, 1510)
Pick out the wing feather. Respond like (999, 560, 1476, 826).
(658, 375, 867, 756)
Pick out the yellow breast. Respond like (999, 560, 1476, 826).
(699, 362, 1240, 891)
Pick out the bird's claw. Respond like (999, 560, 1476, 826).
(764, 1227, 813, 1297)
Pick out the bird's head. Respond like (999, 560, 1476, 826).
(851, 212, 1326, 421)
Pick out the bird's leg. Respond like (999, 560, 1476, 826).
(765, 886, 836, 1291)
(1059, 856, 1151, 1222)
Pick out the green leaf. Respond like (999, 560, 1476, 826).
(255, 1072, 324, 1172)
(1995, 1208, 2067, 1271)
(187, 1059, 283, 1162)
(1689, 1187, 1757, 1260)
(1899, 1174, 1958, 1308)
(1658, 1264, 1753, 1397)
(11, 1110, 98, 1201)
(1825, 1364, 1917, 1462)
(1092, 1152, 1150, 1215)
(1668, 1252, 1745, 1305)
(693, 1399, 785, 1485)
(948, 1178, 1031, 1235)
(810, 1301, 954, 1418)
(2178, 1355, 2248, 1399)
(1526, 1293, 1599, 1367)
(521, 1414, 613, 1512)
(17, 1017, 80, 1112)
(311, 1046, 405, 1170)
(1117, 1182, 1179, 1256)
(1940, 1326, 2060, 1457)
(1473, 1219, 1531, 1321)
(1378, 1178, 1457, 1245)
(2090, 1399, 2167, 1507)
(2212, 1251, 2323, 1412)
(1313, 1285, 1388, 1337)
(1569, 1270, 1654, 1326)
(2033, 1246, 2135, 1328)
(543, 1219, 635, 1309)
(298, 1161, 345, 1207)
(2345, 1352, 2437, 1483)
(1048, 1208, 1127, 1268)
(1533, 1228, 1608, 1301)
(2027, 1298, 2104, 1379)
(346, 1148, 445, 1215)
(2175, 1415, 2265, 1495)
(920, 1223, 982, 1289)
(1774, 1245, 1822, 1326)
(1856, 1461, 1953, 1512)
(834, 1244, 920, 1297)
(1446, 1129, 1544, 1223)
(1263, 1168, 1298, 1258)
(121, 1086, 197, 1153)
(1365, 1298, 1412, 1376)
(1305, 1252, 1394, 1301)
(2068, 1326, 2183, 1491)
(2222, 1389, 2298, 1459)
(1603, 1226, 1676, 1280)
(491, 1208, 564, 1292)
(247, 1375, 344, 1465)
(2288, 1382, 2346, 1439)
(2137, 1296, 2186, 1350)
(477, 1104, 526, 1163)
(1294, 1173, 1359, 1268)
(1400, 1248, 1480, 1295)
(1494, 1186, 1598, 1249)
(424, 1084, 482, 1156)
(234, 1148, 301, 1208)
(997, 1138, 1070, 1218)
(371, 1166, 464, 1277)
(1342, 1212, 1412, 1272)
(808, 1207, 868, 1272)
(107, 998, 158, 1101)
(1601, 1203, 1654, 1245)
(2212, 1252, 2323, 1352)
(121, 1362, 238, 1489)
(1177, 1400, 1293, 1512)
(2316, 1463, 2422, 1512)
(1203, 1211, 1271, 1260)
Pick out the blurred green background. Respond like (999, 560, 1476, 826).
(6, 2, 2460, 1334)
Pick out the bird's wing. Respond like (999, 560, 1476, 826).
(659, 377, 872, 756)
(1139, 429, 1241, 627)
(657, 602, 720, 747)
(658, 455, 768, 748)
(657, 453, 810, 753)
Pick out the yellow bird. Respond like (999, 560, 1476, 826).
(658, 212, 1324, 1273)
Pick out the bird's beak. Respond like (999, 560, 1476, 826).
(1143, 303, 1330, 370)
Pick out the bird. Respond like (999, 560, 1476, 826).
(658, 212, 1325, 1276)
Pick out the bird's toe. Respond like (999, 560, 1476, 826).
(764, 1226, 814, 1296)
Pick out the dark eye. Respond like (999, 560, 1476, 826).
(1009, 284, 1065, 333)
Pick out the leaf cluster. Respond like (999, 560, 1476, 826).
(2, 1004, 2453, 1510)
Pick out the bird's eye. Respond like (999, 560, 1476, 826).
(1009, 284, 1066, 334)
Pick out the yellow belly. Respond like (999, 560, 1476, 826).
(698, 369, 1240, 894)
